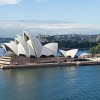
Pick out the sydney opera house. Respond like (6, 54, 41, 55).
(0, 32, 78, 66)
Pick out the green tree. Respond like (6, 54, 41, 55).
(89, 44, 100, 56)
(95, 44, 100, 54)
(89, 46, 96, 56)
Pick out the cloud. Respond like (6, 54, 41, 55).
(0, 0, 21, 5)
(0, 20, 100, 37)
(1, 20, 100, 30)
(33, 0, 48, 3)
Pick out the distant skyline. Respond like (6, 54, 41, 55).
(0, 0, 100, 37)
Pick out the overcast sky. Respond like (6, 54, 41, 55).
(0, 0, 100, 37)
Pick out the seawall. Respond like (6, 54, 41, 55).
(1, 61, 100, 69)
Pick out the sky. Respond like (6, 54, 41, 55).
(0, 0, 100, 37)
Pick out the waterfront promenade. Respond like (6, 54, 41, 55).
(1, 59, 100, 69)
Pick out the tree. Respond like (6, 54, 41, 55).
(89, 44, 100, 56)
(95, 44, 100, 54)
(89, 46, 96, 56)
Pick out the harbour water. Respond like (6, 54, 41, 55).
(0, 48, 100, 100)
(0, 65, 100, 100)
(0, 48, 4, 56)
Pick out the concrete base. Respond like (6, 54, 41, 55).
(1, 61, 100, 69)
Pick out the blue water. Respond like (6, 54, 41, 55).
(76, 49, 88, 56)
(0, 48, 100, 100)
(0, 65, 100, 100)
(0, 48, 4, 56)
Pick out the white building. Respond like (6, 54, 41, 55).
(2, 31, 58, 58)
(59, 49, 78, 58)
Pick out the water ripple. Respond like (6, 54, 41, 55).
(0, 65, 100, 100)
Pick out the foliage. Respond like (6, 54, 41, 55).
(89, 46, 96, 56)
(95, 44, 100, 54)
(89, 44, 100, 55)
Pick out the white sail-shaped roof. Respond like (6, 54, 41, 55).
(17, 43, 26, 56)
(15, 35, 29, 57)
(66, 49, 78, 58)
(2, 31, 60, 58)
(1, 44, 6, 52)
(27, 40, 36, 57)
(44, 43, 58, 55)
(41, 47, 54, 56)
(23, 32, 43, 58)
(16, 33, 36, 57)
(4, 41, 18, 55)
(59, 49, 78, 58)
(59, 50, 66, 57)
(15, 38, 26, 56)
